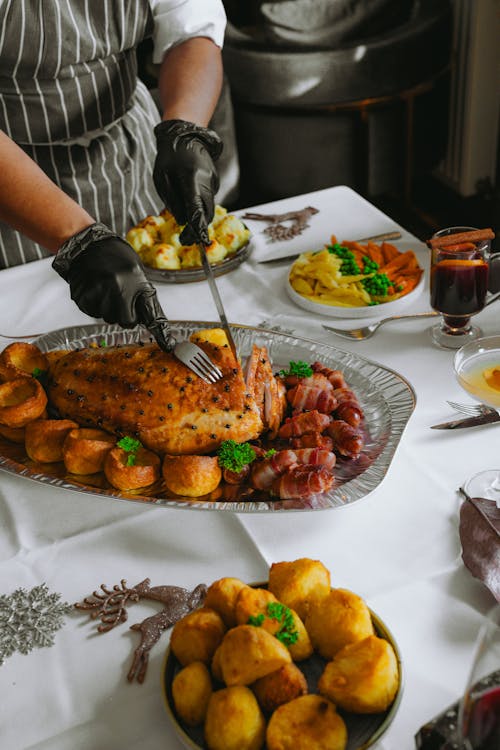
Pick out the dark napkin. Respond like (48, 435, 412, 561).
(459, 497, 500, 601)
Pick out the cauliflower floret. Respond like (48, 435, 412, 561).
(179, 245, 202, 268)
(144, 243, 181, 270)
(212, 204, 228, 227)
(206, 240, 228, 264)
(136, 214, 167, 240)
(125, 227, 155, 257)
(215, 215, 250, 254)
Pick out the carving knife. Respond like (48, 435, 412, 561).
(257, 231, 403, 264)
(199, 243, 238, 360)
(430, 412, 500, 429)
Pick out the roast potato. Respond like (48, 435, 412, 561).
(211, 644, 224, 683)
(172, 661, 213, 727)
(305, 587, 374, 659)
(318, 634, 399, 714)
(217, 624, 291, 686)
(205, 577, 249, 628)
(162, 454, 222, 497)
(268, 558, 331, 620)
(204, 686, 265, 750)
(251, 662, 308, 714)
(235, 586, 279, 627)
(170, 607, 226, 667)
(235, 587, 313, 662)
(266, 694, 347, 750)
(25, 418, 78, 463)
(0, 377, 48, 428)
(104, 445, 160, 490)
(62, 428, 116, 475)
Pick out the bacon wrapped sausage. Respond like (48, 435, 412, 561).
(286, 384, 337, 414)
(278, 410, 332, 439)
(292, 448, 336, 472)
(250, 449, 298, 490)
(326, 420, 364, 458)
(311, 362, 347, 389)
(332, 387, 363, 427)
(272, 465, 335, 499)
(290, 433, 333, 451)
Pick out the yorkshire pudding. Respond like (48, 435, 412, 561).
(104, 446, 161, 490)
(0, 342, 48, 382)
(62, 428, 116, 475)
(25, 418, 78, 463)
(0, 377, 48, 428)
(162, 454, 222, 497)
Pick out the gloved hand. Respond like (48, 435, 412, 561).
(153, 119, 223, 246)
(52, 223, 173, 348)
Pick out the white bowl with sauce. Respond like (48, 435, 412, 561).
(454, 335, 500, 408)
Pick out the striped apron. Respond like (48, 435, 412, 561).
(0, 0, 164, 269)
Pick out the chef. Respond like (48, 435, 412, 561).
(0, 0, 226, 336)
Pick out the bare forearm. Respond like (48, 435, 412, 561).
(0, 130, 95, 252)
(158, 37, 223, 126)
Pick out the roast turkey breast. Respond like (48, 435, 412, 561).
(46, 334, 263, 455)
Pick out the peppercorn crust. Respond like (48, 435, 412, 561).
(46, 333, 263, 455)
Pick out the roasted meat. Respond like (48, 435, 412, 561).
(46, 336, 263, 455)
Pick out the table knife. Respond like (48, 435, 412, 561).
(257, 231, 403, 264)
(199, 243, 238, 360)
(430, 412, 500, 429)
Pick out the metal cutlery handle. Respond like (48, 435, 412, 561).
(376, 311, 438, 326)
(198, 244, 238, 360)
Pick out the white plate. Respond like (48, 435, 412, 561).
(0, 322, 415, 513)
(286, 271, 425, 319)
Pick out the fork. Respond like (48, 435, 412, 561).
(322, 311, 439, 340)
(136, 290, 223, 384)
(446, 400, 498, 416)
(321, 291, 500, 341)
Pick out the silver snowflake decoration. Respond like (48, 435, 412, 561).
(0, 583, 72, 665)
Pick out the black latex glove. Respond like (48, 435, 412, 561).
(52, 223, 174, 349)
(153, 119, 223, 246)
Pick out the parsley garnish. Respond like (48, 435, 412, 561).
(32, 367, 47, 380)
(117, 436, 142, 467)
(248, 601, 299, 646)
(278, 361, 313, 378)
(217, 440, 257, 473)
(264, 448, 277, 458)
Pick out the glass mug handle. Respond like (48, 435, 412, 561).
(488, 253, 500, 294)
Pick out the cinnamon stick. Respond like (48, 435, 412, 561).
(428, 228, 495, 249)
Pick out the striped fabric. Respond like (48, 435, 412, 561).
(0, 0, 226, 269)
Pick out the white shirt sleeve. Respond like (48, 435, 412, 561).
(149, 0, 227, 64)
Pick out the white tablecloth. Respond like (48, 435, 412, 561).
(0, 186, 498, 749)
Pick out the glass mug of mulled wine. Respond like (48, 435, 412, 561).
(429, 227, 494, 349)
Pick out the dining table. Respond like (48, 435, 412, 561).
(0, 185, 498, 750)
